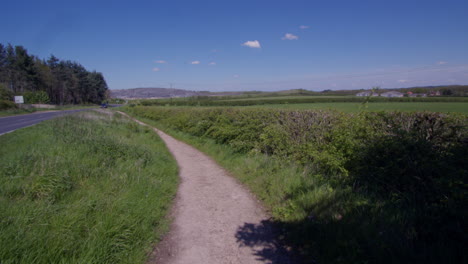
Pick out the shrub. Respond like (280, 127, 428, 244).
(0, 84, 13, 101)
(0, 99, 17, 110)
(23, 91, 50, 104)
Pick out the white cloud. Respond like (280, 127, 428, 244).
(299, 25, 309, 29)
(209, 62, 216, 65)
(154, 60, 166, 64)
(190, 61, 201, 65)
(282, 33, 299, 40)
(398, 79, 408, 83)
(437, 61, 448, 65)
(242, 40, 261, 48)
(152, 67, 160, 72)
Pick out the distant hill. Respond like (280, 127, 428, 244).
(109, 87, 248, 99)
(109, 88, 203, 99)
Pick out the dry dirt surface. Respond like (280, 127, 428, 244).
(119, 112, 293, 264)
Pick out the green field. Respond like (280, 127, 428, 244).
(137, 94, 468, 111)
(223, 95, 348, 101)
(0, 111, 178, 264)
(246, 102, 468, 113)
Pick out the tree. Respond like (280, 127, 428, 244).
(0, 44, 7, 83)
(0, 83, 13, 100)
(441, 89, 453, 96)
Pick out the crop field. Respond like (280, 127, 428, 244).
(138, 95, 468, 110)
(122, 105, 467, 264)
(136, 94, 468, 114)
(0, 111, 178, 264)
(223, 95, 348, 101)
(245, 102, 468, 113)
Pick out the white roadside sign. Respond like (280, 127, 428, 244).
(14, 96, 24, 104)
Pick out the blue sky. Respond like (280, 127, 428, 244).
(2, 0, 468, 91)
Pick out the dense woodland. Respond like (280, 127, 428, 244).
(0, 43, 108, 105)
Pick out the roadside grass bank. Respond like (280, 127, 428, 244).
(0, 104, 98, 117)
(0, 110, 178, 264)
(121, 106, 467, 264)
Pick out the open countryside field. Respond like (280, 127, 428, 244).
(139, 94, 468, 112)
(0, 111, 178, 263)
(3, 0, 468, 262)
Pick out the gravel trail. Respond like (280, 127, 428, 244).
(120, 113, 292, 264)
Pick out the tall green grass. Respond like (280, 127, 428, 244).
(0, 111, 178, 264)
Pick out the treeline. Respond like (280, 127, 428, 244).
(126, 106, 467, 263)
(0, 43, 108, 105)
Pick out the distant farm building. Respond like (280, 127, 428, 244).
(356, 91, 371, 97)
(380, 91, 404, 98)
(356, 91, 378, 97)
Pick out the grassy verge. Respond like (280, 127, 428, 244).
(0, 107, 41, 117)
(0, 105, 98, 117)
(120, 106, 467, 264)
(0, 110, 178, 264)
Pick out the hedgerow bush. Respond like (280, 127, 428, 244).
(0, 99, 17, 110)
(23, 91, 50, 104)
(0, 84, 16, 110)
(125, 106, 467, 263)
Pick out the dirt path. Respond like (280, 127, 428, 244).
(120, 113, 292, 264)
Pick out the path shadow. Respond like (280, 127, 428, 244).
(235, 219, 302, 264)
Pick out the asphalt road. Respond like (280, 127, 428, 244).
(0, 109, 92, 135)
